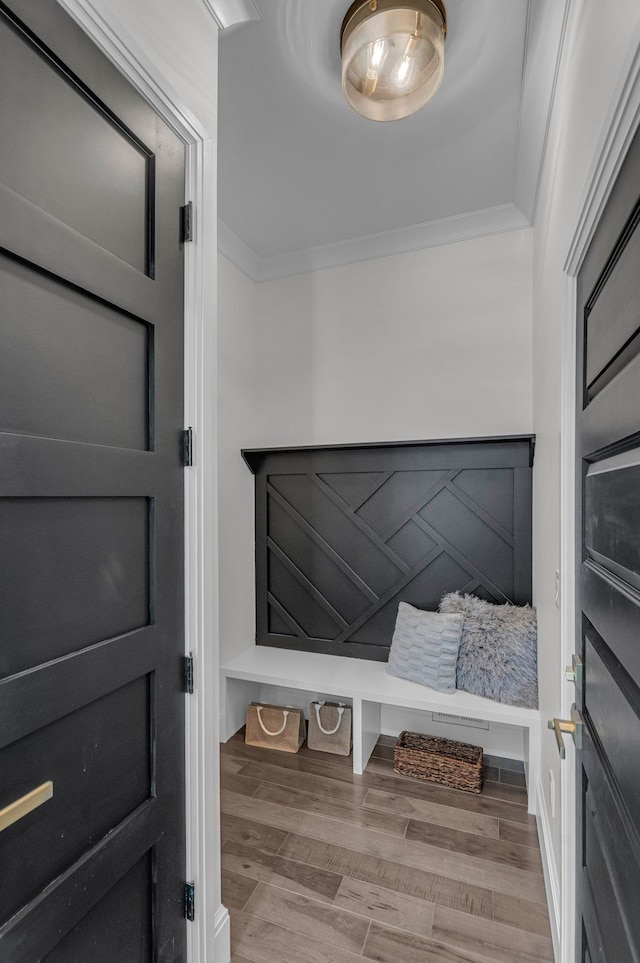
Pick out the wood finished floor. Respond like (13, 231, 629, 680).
(221, 732, 553, 963)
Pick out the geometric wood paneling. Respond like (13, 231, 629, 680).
(243, 436, 534, 661)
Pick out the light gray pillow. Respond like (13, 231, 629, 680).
(439, 592, 538, 708)
(386, 602, 464, 694)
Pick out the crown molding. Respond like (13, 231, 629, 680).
(217, 0, 568, 283)
(218, 203, 530, 283)
(201, 0, 261, 31)
(217, 218, 265, 279)
(514, 0, 571, 223)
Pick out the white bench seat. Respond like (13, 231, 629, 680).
(220, 645, 541, 813)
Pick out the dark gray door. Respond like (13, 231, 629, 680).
(0, 1, 187, 960)
(576, 123, 640, 962)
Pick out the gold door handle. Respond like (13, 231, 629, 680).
(548, 705, 583, 758)
(565, 654, 583, 685)
(0, 782, 53, 833)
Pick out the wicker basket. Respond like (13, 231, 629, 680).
(393, 731, 483, 793)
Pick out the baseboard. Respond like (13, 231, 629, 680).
(483, 754, 525, 773)
(214, 904, 231, 963)
(536, 777, 561, 962)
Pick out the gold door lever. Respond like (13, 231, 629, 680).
(565, 654, 583, 685)
(0, 782, 53, 833)
(548, 706, 583, 758)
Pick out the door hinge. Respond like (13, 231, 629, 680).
(182, 427, 193, 467)
(181, 201, 194, 243)
(184, 881, 195, 921)
(184, 654, 194, 694)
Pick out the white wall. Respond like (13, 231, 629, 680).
(255, 229, 533, 446)
(218, 255, 260, 661)
(218, 228, 534, 665)
(531, 0, 640, 951)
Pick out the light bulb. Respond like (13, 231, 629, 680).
(392, 34, 419, 89)
(370, 38, 388, 69)
(363, 38, 388, 95)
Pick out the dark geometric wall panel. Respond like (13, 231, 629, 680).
(243, 436, 534, 661)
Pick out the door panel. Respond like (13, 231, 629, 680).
(1, 497, 150, 677)
(41, 852, 154, 963)
(4, 801, 166, 962)
(581, 350, 640, 455)
(585, 223, 640, 392)
(0, 0, 186, 959)
(576, 118, 640, 963)
(582, 803, 633, 963)
(1, 631, 157, 751)
(581, 725, 640, 963)
(0, 9, 149, 272)
(581, 564, 640, 679)
(585, 459, 640, 587)
(0, 254, 151, 449)
(0, 675, 152, 923)
(584, 634, 640, 826)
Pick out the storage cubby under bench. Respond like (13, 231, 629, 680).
(220, 645, 541, 813)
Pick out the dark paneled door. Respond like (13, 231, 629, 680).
(0, 2, 186, 960)
(576, 123, 640, 961)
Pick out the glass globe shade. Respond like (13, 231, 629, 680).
(341, 0, 446, 122)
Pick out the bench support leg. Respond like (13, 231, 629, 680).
(524, 723, 540, 815)
(353, 699, 381, 775)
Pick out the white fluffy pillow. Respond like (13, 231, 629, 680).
(439, 592, 538, 708)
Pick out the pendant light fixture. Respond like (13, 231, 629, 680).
(341, 0, 447, 122)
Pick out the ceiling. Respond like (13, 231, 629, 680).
(215, 0, 568, 281)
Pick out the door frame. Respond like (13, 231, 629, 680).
(51, 3, 225, 961)
(560, 19, 640, 963)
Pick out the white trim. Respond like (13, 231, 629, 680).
(55, 3, 223, 961)
(217, 218, 265, 282)
(536, 776, 561, 962)
(183, 135, 223, 963)
(558, 14, 640, 963)
(213, 905, 231, 962)
(559, 271, 577, 963)
(219, 203, 530, 283)
(56, 0, 213, 142)
(202, 0, 261, 31)
(514, 0, 571, 223)
(564, 21, 640, 275)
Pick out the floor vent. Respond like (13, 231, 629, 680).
(431, 711, 489, 730)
